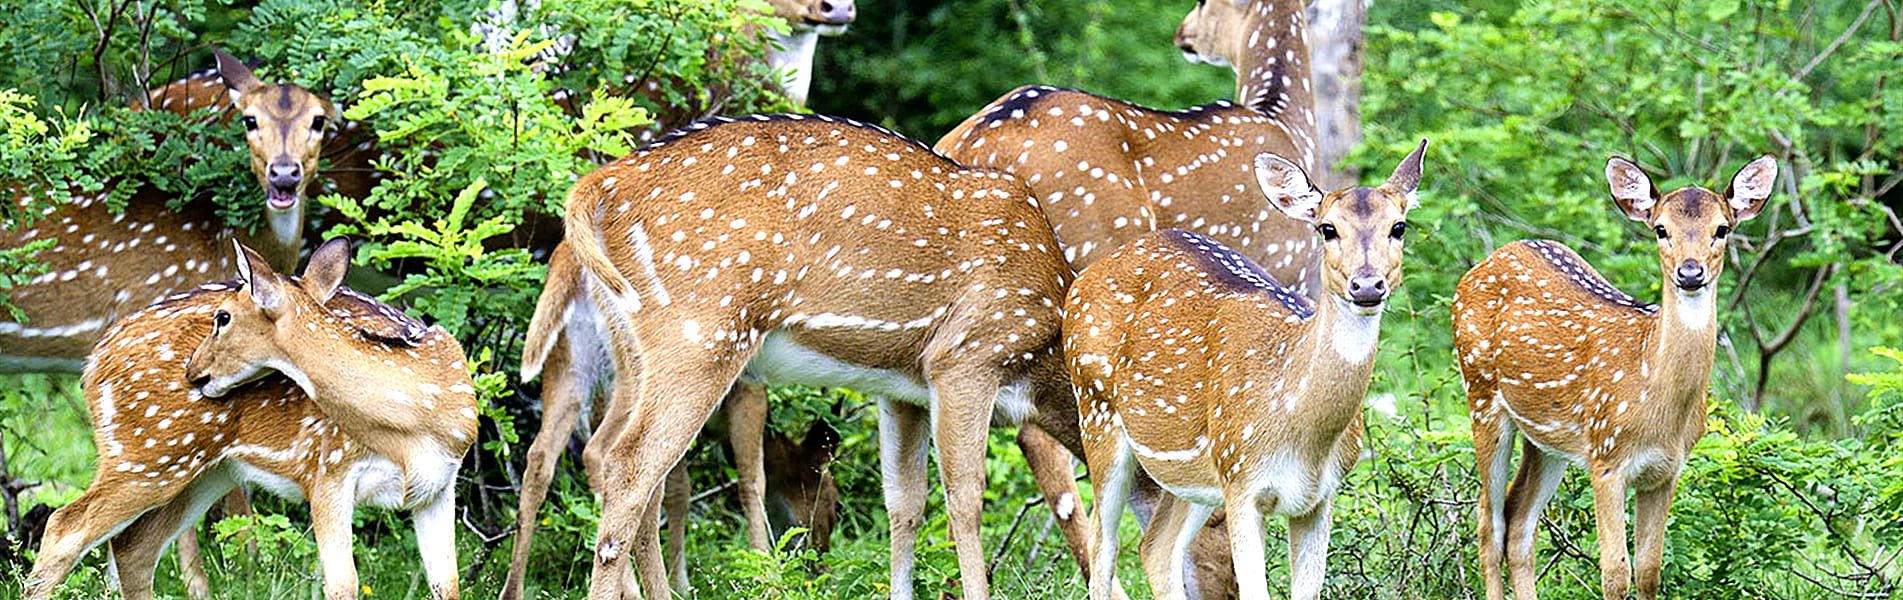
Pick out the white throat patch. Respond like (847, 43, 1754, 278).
(1673, 288, 1712, 330)
(764, 28, 820, 105)
(1332, 300, 1382, 364)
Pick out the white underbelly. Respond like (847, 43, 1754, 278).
(225, 447, 459, 511)
(1242, 453, 1343, 517)
(744, 330, 931, 404)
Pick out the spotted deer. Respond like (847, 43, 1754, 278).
(936, 0, 1318, 289)
(138, 49, 382, 203)
(1067, 142, 1426, 600)
(501, 245, 841, 600)
(561, 114, 1084, 600)
(24, 238, 478, 600)
(0, 48, 341, 373)
(1454, 156, 1776, 600)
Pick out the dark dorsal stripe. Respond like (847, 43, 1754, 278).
(643, 113, 937, 158)
(1158, 229, 1313, 319)
(163, 280, 431, 347)
(1522, 240, 1658, 315)
(976, 85, 1242, 125)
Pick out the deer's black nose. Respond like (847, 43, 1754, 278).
(1674, 260, 1707, 290)
(1348, 274, 1388, 306)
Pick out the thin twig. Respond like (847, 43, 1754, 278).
(1797, 0, 1884, 80)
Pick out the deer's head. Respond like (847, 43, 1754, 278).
(1176, 0, 1267, 68)
(213, 47, 338, 252)
(1254, 140, 1427, 316)
(186, 237, 350, 398)
(1605, 156, 1775, 296)
(761, 0, 855, 34)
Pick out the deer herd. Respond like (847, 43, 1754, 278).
(3, 1, 1776, 600)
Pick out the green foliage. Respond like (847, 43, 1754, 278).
(810, 0, 1235, 138)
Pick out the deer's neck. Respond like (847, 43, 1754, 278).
(1258, 296, 1381, 421)
(229, 204, 305, 273)
(1230, 1, 1314, 127)
(1644, 287, 1719, 415)
(273, 304, 474, 472)
(763, 27, 820, 106)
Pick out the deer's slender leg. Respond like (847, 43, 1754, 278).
(1286, 498, 1333, 600)
(25, 481, 182, 599)
(504, 342, 591, 600)
(1222, 489, 1269, 600)
(1588, 469, 1631, 600)
(308, 482, 361, 600)
(1632, 476, 1679, 600)
(109, 473, 236, 600)
(414, 487, 461, 600)
(589, 338, 743, 600)
(1505, 438, 1567, 600)
(928, 368, 1003, 600)
(727, 382, 771, 552)
(1139, 494, 1213, 600)
(877, 397, 930, 600)
(662, 459, 690, 592)
(1085, 437, 1134, 600)
(1471, 393, 1513, 600)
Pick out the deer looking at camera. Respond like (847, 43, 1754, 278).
(561, 114, 1083, 600)
(937, 0, 1318, 289)
(1, 48, 339, 373)
(25, 238, 477, 600)
(1068, 142, 1426, 600)
(1454, 156, 1776, 600)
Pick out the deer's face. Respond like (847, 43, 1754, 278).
(763, 420, 842, 554)
(1176, 0, 1253, 67)
(1606, 156, 1775, 295)
(1255, 141, 1427, 316)
(761, 0, 855, 34)
(1310, 187, 1413, 315)
(185, 283, 287, 399)
(231, 84, 335, 215)
(215, 49, 337, 249)
(186, 238, 350, 398)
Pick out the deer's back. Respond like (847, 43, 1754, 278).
(936, 86, 1314, 280)
(1, 186, 232, 363)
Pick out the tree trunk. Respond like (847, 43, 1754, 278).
(1307, 0, 1367, 189)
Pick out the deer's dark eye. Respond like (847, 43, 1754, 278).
(214, 311, 231, 327)
(1714, 225, 1731, 239)
(1654, 225, 1669, 239)
(1390, 222, 1408, 239)
(1317, 224, 1339, 241)
(311, 116, 328, 131)
(241, 116, 258, 131)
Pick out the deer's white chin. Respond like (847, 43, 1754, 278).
(1182, 51, 1231, 68)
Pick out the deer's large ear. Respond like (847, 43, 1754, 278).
(1381, 139, 1428, 211)
(1605, 156, 1658, 222)
(1254, 152, 1323, 223)
(1725, 156, 1777, 222)
(234, 240, 285, 318)
(213, 46, 261, 102)
(303, 237, 350, 303)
